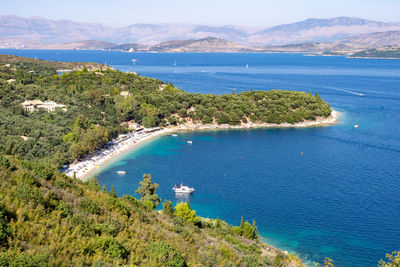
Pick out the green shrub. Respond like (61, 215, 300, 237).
(242, 221, 256, 239)
(79, 198, 101, 215)
(273, 252, 287, 267)
(162, 200, 175, 218)
(15, 183, 45, 206)
(232, 226, 242, 235)
(96, 236, 128, 259)
(148, 241, 186, 267)
(57, 200, 72, 217)
(242, 255, 263, 267)
(0, 205, 12, 247)
(175, 202, 197, 224)
(143, 200, 155, 210)
(0, 251, 52, 267)
(55, 178, 68, 189)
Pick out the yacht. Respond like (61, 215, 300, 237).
(173, 184, 195, 194)
(116, 171, 126, 175)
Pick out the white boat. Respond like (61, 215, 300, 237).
(354, 124, 359, 128)
(187, 140, 192, 144)
(246, 64, 249, 69)
(116, 171, 126, 175)
(172, 134, 178, 137)
(173, 184, 195, 194)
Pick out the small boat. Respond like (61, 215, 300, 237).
(173, 184, 195, 194)
(354, 124, 359, 128)
(172, 134, 178, 137)
(116, 171, 126, 175)
(246, 64, 249, 69)
(187, 140, 192, 144)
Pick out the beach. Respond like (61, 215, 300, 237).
(65, 110, 339, 181)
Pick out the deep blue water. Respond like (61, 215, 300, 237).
(2, 49, 400, 266)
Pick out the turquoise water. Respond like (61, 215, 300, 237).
(2, 50, 400, 266)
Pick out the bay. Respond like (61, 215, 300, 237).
(2, 49, 400, 266)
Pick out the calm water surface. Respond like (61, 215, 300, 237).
(2, 50, 400, 266)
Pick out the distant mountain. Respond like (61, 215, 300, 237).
(31, 40, 117, 50)
(109, 43, 149, 51)
(263, 30, 400, 54)
(249, 17, 400, 45)
(147, 37, 258, 52)
(340, 30, 400, 48)
(2, 15, 400, 47)
(0, 15, 251, 45)
(0, 15, 117, 44)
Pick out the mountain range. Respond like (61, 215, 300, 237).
(1, 15, 400, 48)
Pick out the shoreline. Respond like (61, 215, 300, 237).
(347, 56, 400, 60)
(65, 110, 339, 181)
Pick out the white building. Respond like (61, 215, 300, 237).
(21, 100, 67, 112)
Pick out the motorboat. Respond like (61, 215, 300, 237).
(173, 184, 195, 194)
(354, 124, 359, 128)
(187, 140, 192, 144)
(172, 134, 178, 137)
(116, 171, 126, 175)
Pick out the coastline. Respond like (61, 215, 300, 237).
(65, 110, 339, 181)
(347, 56, 400, 60)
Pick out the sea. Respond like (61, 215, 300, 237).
(2, 49, 400, 266)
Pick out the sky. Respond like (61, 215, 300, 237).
(2, 0, 400, 27)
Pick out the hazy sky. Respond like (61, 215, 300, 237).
(2, 0, 400, 27)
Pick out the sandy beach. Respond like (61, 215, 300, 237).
(65, 110, 339, 181)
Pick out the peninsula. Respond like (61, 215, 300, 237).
(0, 54, 335, 266)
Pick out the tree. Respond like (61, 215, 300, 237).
(252, 220, 258, 238)
(135, 174, 160, 208)
(162, 200, 175, 217)
(142, 115, 158, 128)
(242, 221, 256, 239)
(175, 202, 197, 224)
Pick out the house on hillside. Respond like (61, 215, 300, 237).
(21, 99, 67, 112)
(120, 120, 142, 131)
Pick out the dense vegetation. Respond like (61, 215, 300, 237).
(0, 154, 298, 266)
(0, 54, 331, 168)
(350, 47, 400, 59)
(0, 54, 343, 266)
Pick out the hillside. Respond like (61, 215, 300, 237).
(350, 46, 400, 58)
(148, 37, 259, 52)
(249, 17, 400, 45)
(0, 54, 337, 265)
(263, 30, 400, 54)
(0, 54, 331, 166)
(340, 30, 400, 49)
(32, 40, 118, 50)
(1, 155, 297, 266)
(109, 42, 149, 52)
(0, 53, 106, 71)
(1, 15, 400, 47)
